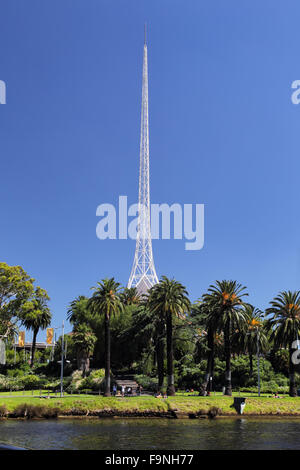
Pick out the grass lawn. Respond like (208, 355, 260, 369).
(165, 395, 300, 415)
(0, 393, 300, 416)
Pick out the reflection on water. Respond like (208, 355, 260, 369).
(0, 418, 300, 450)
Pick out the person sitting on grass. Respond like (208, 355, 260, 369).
(155, 392, 162, 398)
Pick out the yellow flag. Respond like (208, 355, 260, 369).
(46, 328, 54, 345)
(18, 331, 25, 347)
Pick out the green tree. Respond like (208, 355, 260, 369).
(121, 303, 166, 392)
(120, 287, 140, 306)
(67, 295, 104, 367)
(73, 324, 97, 376)
(67, 295, 92, 329)
(0, 262, 34, 337)
(269, 349, 289, 376)
(203, 280, 249, 395)
(148, 276, 190, 396)
(88, 278, 123, 396)
(266, 290, 300, 397)
(54, 334, 76, 364)
(110, 303, 144, 371)
(18, 287, 51, 367)
(191, 301, 218, 395)
(232, 305, 268, 376)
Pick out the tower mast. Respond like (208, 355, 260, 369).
(128, 27, 158, 296)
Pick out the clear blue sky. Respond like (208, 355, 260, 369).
(1, 0, 300, 338)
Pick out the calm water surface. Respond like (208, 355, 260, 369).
(0, 418, 300, 450)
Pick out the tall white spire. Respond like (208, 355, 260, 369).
(128, 27, 158, 296)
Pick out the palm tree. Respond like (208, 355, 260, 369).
(120, 287, 140, 306)
(233, 305, 268, 376)
(72, 324, 97, 377)
(19, 287, 51, 367)
(203, 280, 248, 395)
(67, 296, 92, 328)
(148, 276, 190, 396)
(88, 278, 123, 396)
(266, 290, 300, 397)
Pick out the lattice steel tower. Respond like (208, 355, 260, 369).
(128, 27, 158, 296)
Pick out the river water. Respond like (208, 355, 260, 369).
(0, 418, 300, 450)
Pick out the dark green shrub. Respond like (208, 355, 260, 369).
(18, 375, 46, 390)
(269, 349, 289, 376)
(135, 374, 160, 392)
(175, 365, 203, 390)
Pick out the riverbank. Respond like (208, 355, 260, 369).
(0, 395, 300, 419)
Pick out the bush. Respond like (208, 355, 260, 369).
(44, 380, 60, 392)
(41, 407, 60, 419)
(12, 404, 60, 419)
(0, 362, 31, 376)
(0, 405, 7, 417)
(13, 404, 43, 419)
(269, 349, 289, 376)
(240, 383, 289, 394)
(65, 383, 77, 394)
(0, 374, 22, 391)
(65, 369, 105, 393)
(208, 407, 221, 419)
(0, 375, 9, 391)
(176, 366, 203, 390)
(6, 368, 29, 378)
(18, 375, 47, 390)
(89, 369, 105, 380)
(80, 371, 104, 392)
(171, 355, 292, 392)
(134, 374, 160, 392)
(80, 389, 93, 394)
